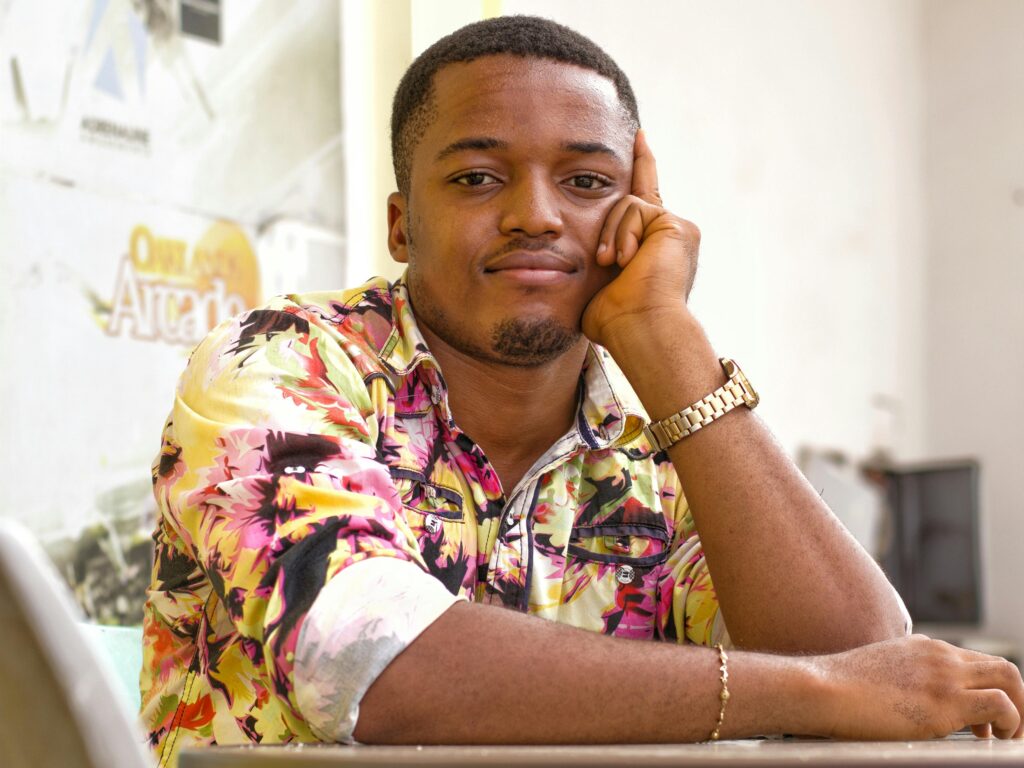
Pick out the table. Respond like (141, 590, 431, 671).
(179, 734, 1024, 767)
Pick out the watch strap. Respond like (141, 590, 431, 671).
(643, 358, 758, 451)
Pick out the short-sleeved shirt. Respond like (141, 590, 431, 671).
(141, 276, 724, 767)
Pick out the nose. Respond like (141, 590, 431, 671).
(498, 172, 563, 238)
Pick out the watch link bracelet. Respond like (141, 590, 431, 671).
(643, 358, 759, 452)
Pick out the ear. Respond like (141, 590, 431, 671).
(387, 192, 409, 264)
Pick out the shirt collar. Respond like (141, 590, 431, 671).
(379, 277, 439, 376)
(377, 275, 650, 449)
(576, 345, 649, 450)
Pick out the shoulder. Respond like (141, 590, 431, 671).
(188, 277, 398, 380)
(285, 277, 399, 380)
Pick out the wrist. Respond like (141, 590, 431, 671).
(726, 652, 832, 739)
(776, 655, 836, 738)
(600, 308, 724, 421)
(598, 304, 699, 362)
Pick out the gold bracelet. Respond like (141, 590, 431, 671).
(709, 643, 730, 741)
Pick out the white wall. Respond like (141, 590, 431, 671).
(923, 0, 1024, 649)
(502, 0, 929, 461)
(341, 0, 411, 287)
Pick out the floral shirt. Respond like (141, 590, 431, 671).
(141, 276, 724, 767)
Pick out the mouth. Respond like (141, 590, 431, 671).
(484, 251, 577, 285)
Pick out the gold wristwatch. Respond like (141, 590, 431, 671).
(643, 358, 759, 451)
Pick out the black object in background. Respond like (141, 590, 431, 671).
(879, 461, 982, 625)
(181, 0, 221, 44)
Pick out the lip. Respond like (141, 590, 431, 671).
(484, 252, 577, 287)
(484, 251, 576, 274)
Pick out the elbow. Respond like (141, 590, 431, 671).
(842, 593, 913, 649)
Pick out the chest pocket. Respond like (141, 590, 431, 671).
(561, 523, 669, 639)
(391, 468, 472, 596)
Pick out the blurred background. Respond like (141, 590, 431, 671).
(0, 0, 1020, 659)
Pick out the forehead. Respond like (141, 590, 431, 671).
(419, 55, 633, 157)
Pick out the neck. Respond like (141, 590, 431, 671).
(418, 324, 588, 493)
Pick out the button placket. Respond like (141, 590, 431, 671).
(480, 434, 583, 602)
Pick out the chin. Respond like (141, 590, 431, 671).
(489, 316, 581, 366)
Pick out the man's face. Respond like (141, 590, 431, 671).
(388, 54, 635, 367)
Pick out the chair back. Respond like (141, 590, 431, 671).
(0, 520, 151, 768)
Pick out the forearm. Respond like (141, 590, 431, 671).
(353, 601, 818, 744)
(603, 308, 908, 653)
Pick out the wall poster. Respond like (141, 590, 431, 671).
(0, 0, 345, 624)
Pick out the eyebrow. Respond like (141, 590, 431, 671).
(561, 140, 621, 161)
(434, 137, 623, 163)
(435, 137, 508, 161)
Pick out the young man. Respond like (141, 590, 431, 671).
(141, 15, 1023, 767)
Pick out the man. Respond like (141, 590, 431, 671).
(141, 15, 1023, 767)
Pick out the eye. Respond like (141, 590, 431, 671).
(453, 172, 499, 186)
(566, 173, 611, 191)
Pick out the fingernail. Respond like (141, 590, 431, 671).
(597, 242, 606, 254)
(616, 250, 623, 263)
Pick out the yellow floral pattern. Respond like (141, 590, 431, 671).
(141, 277, 723, 767)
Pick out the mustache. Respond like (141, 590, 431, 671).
(486, 238, 570, 260)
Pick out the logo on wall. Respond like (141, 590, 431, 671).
(99, 221, 260, 345)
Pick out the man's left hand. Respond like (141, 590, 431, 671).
(581, 130, 701, 348)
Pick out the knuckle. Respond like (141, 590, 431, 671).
(1000, 659, 1022, 683)
(665, 218, 700, 244)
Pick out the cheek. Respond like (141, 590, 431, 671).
(577, 199, 620, 246)
(412, 216, 468, 263)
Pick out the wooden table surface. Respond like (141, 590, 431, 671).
(180, 734, 1024, 767)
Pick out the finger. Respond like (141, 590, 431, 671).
(613, 203, 644, 267)
(971, 723, 993, 739)
(631, 129, 662, 204)
(966, 659, 1024, 737)
(960, 690, 1021, 740)
(596, 195, 639, 266)
(957, 645, 1010, 664)
(614, 200, 677, 268)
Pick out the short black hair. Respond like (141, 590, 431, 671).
(390, 15, 640, 195)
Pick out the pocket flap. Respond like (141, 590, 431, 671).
(568, 523, 667, 566)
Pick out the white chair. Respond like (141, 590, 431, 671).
(0, 520, 152, 768)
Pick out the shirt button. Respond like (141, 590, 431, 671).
(430, 386, 442, 404)
(615, 564, 635, 584)
(505, 512, 515, 529)
(424, 514, 442, 534)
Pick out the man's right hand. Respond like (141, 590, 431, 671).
(802, 634, 1024, 740)
(356, 601, 1023, 745)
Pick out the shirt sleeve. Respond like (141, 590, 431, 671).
(153, 301, 435, 734)
(294, 557, 462, 742)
